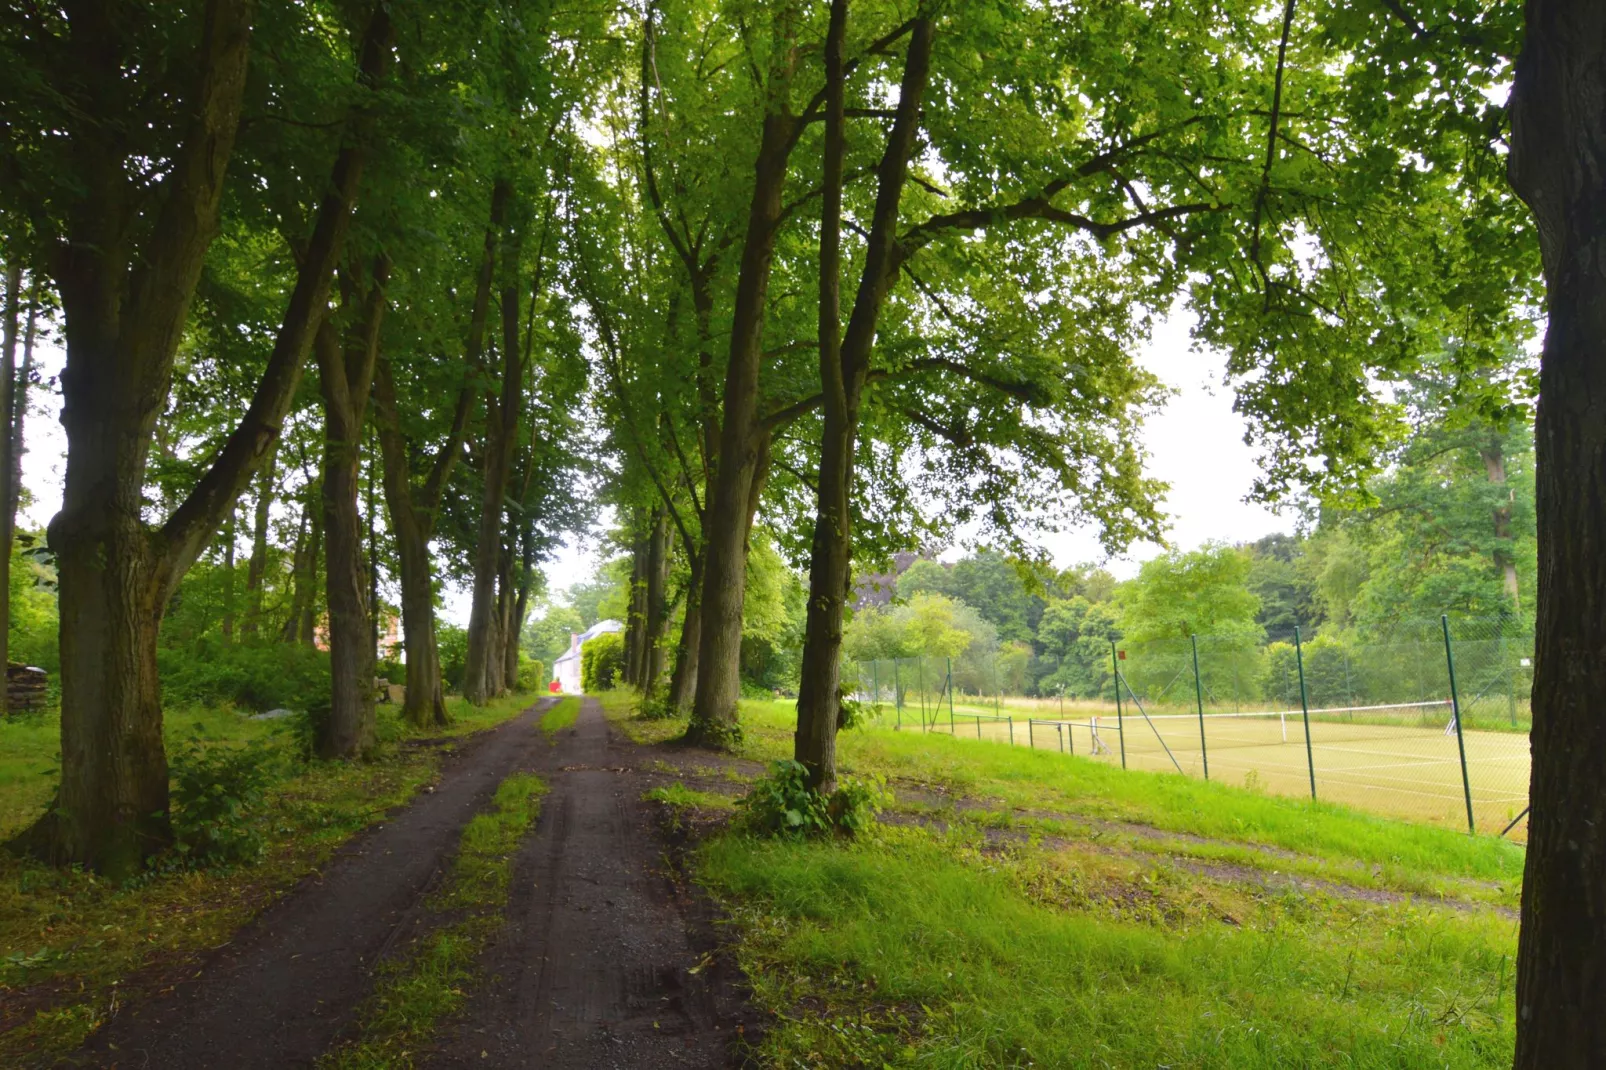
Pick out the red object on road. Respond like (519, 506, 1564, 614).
(549, 680, 561, 693)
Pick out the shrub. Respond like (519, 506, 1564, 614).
(516, 656, 545, 693)
(167, 728, 283, 868)
(158, 642, 332, 713)
(736, 759, 889, 839)
(437, 625, 468, 692)
(580, 631, 624, 692)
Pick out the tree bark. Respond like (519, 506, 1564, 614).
(625, 527, 648, 687)
(666, 549, 703, 712)
(242, 441, 277, 640)
(220, 509, 237, 642)
(19, 0, 257, 877)
(795, 12, 935, 792)
(464, 181, 522, 705)
(687, 10, 801, 745)
(0, 261, 20, 714)
(369, 177, 501, 725)
(642, 507, 671, 695)
(1478, 440, 1521, 609)
(1508, 3, 1606, 1064)
(315, 261, 388, 758)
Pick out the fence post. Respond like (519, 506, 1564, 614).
(1191, 634, 1210, 782)
(872, 661, 879, 710)
(1008, 715, 1014, 745)
(1029, 718, 1035, 749)
(1443, 615, 1476, 835)
(1111, 641, 1127, 769)
(1294, 626, 1316, 800)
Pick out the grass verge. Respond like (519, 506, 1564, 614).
(700, 823, 1517, 1068)
(539, 696, 581, 738)
(320, 772, 546, 1069)
(0, 691, 536, 1063)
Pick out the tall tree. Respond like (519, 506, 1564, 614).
(3, 0, 392, 874)
(1507, 2, 1606, 1063)
(316, 261, 389, 757)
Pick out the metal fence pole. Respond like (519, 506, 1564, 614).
(1191, 634, 1210, 782)
(1029, 718, 1035, 749)
(1008, 716, 1014, 745)
(1294, 626, 1316, 800)
(1111, 641, 1127, 770)
(1443, 615, 1476, 834)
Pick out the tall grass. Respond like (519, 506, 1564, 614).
(703, 826, 1517, 1068)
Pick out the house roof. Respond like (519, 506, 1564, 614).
(553, 619, 624, 666)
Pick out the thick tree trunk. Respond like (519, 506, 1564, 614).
(1508, 4, 1606, 1064)
(315, 263, 387, 758)
(242, 443, 276, 640)
(795, 12, 934, 792)
(687, 29, 799, 744)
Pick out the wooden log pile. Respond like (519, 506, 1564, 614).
(7, 663, 47, 712)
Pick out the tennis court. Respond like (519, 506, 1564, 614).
(857, 619, 1534, 841)
(897, 699, 1532, 840)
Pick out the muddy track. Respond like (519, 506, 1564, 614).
(426, 698, 753, 1069)
(72, 700, 556, 1070)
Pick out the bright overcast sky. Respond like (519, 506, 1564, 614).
(19, 309, 1295, 624)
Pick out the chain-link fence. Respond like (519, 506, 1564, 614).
(848, 617, 1532, 841)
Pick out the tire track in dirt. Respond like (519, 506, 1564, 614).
(73, 699, 555, 1070)
(426, 698, 752, 1069)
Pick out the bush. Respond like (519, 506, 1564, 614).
(167, 727, 283, 868)
(158, 642, 332, 713)
(581, 631, 624, 692)
(736, 759, 889, 839)
(437, 624, 468, 692)
(516, 656, 545, 693)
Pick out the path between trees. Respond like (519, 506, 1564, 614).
(76, 698, 752, 1069)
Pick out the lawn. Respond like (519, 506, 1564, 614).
(0, 691, 538, 1062)
(615, 691, 1522, 1067)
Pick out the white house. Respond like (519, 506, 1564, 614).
(552, 619, 624, 694)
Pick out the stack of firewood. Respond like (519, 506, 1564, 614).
(7, 663, 47, 712)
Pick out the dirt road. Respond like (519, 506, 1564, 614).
(76, 698, 750, 1069)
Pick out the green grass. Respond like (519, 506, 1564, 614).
(0, 690, 535, 1062)
(321, 772, 546, 1069)
(539, 696, 580, 738)
(729, 699, 1524, 889)
(702, 825, 1516, 1068)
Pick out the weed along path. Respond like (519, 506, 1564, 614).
(79, 699, 557, 1069)
(426, 697, 749, 1069)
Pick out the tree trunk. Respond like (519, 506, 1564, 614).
(625, 528, 648, 687)
(242, 442, 277, 640)
(300, 486, 323, 646)
(1478, 440, 1521, 609)
(464, 181, 521, 705)
(314, 262, 387, 758)
(0, 261, 20, 715)
(220, 509, 237, 642)
(666, 549, 703, 713)
(1508, 4, 1606, 1064)
(367, 176, 500, 725)
(8, 277, 37, 538)
(687, 19, 800, 744)
(795, 12, 935, 792)
(642, 507, 671, 695)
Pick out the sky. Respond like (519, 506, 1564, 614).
(18, 311, 1295, 625)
